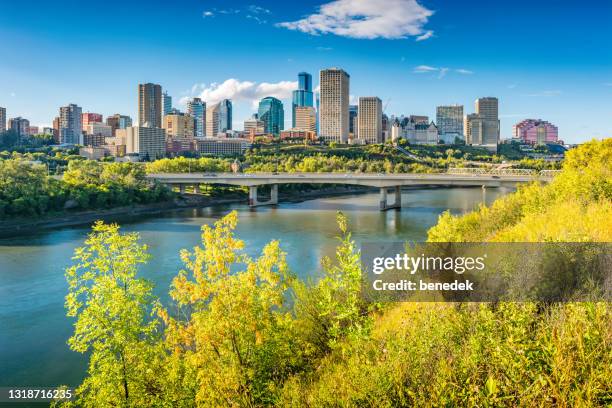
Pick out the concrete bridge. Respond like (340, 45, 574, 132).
(147, 169, 559, 211)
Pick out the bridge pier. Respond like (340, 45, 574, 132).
(379, 186, 402, 211)
(249, 184, 278, 207)
(194, 184, 201, 194)
(481, 185, 486, 204)
(179, 184, 186, 194)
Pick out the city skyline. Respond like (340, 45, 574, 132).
(1, 0, 611, 143)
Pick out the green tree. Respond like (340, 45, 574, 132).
(62, 222, 164, 407)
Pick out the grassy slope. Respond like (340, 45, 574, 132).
(279, 139, 612, 407)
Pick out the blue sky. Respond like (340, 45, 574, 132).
(0, 0, 610, 143)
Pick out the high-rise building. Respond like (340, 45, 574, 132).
(513, 119, 559, 144)
(319, 68, 350, 143)
(81, 112, 103, 130)
(292, 72, 314, 127)
(206, 103, 220, 137)
(187, 98, 206, 138)
(464, 113, 484, 145)
(244, 115, 265, 135)
(436, 105, 464, 144)
(8, 117, 30, 138)
(125, 126, 166, 160)
(348, 105, 358, 138)
(258, 97, 284, 136)
(163, 113, 195, 140)
(294, 106, 317, 132)
(357, 97, 382, 144)
(59, 104, 83, 144)
(162, 91, 172, 117)
(475, 97, 499, 146)
(138, 83, 162, 128)
(0, 107, 6, 132)
(218, 99, 232, 133)
(106, 114, 133, 136)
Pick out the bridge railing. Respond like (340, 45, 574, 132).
(447, 168, 561, 178)
(447, 168, 536, 176)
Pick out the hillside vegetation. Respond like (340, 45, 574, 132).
(58, 139, 611, 407)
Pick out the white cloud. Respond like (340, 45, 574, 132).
(455, 68, 473, 75)
(277, 0, 434, 40)
(180, 79, 298, 109)
(413, 65, 438, 73)
(413, 65, 474, 78)
(203, 11, 214, 17)
(415, 30, 433, 41)
(248, 5, 271, 14)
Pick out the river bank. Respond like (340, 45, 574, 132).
(0, 185, 375, 238)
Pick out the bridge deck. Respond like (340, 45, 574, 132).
(147, 172, 551, 188)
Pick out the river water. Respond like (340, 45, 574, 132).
(0, 187, 509, 388)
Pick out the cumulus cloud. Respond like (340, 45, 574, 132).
(180, 79, 298, 109)
(277, 0, 434, 40)
(202, 11, 214, 17)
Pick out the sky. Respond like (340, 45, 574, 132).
(0, 0, 611, 143)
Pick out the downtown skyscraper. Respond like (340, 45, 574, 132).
(436, 105, 464, 143)
(292, 72, 314, 127)
(187, 97, 206, 138)
(0, 107, 6, 132)
(59, 104, 82, 144)
(357, 97, 382, 143)
(138, 83, 162, 128)
(319, 68, 350, 143)
(475, 97, 500, 146)
(258, 97, 284, 136)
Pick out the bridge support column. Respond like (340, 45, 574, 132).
(379, 186, 402, 211)
(194, 184, 201, 194)
(249, 185, 278, 207)
(481, 185, 486, 204)
(179, 184, 186, 194)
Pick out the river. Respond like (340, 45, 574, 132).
(0, 187, 510, 389)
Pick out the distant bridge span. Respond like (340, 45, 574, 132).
(147, 169, 559, 210)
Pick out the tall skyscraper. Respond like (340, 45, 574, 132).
(357, 97, 382, 144)
(292, 72, 314, 127)
(59, 104, 83, 144)
(258, 97, 284, 136)
(138, 83, 162, 128)
(475, 97, 500, 145)
(464, 113, 484, 145)
(8, 117, 30, 138)
(162, 91, 172, 117)
(348, 105, 358, 138)
(436, 105, 464, 143)
(0, 107, 6, 132)
(106, 114, 133, 136)
(187, 98, 206, 138)
(205, 101, 232, 137)
(294, 106, 317, 132)
(218, 99, 232, 133)
(319, 68, 350, 143)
